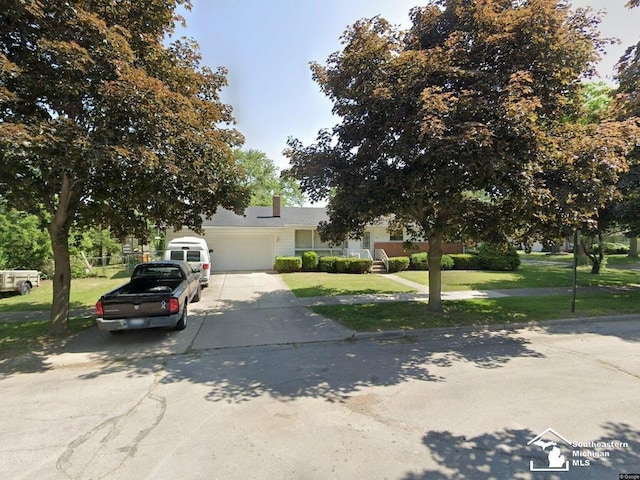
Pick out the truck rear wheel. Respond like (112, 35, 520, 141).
(175, 302, 188, 331)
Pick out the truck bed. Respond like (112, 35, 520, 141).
(104, 277, 184, 296)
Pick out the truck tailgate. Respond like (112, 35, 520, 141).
(101, 295, 173, 319)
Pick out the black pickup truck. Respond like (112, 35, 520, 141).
(96, 261, 202, 333)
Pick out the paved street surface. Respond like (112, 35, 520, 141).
(1, 272, 639, 479)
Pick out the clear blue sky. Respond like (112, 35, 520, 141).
(175, 1, 640, 175)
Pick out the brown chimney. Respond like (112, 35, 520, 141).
(272, 193, 281, 217)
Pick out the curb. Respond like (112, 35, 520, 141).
(346, 313, 640, 342)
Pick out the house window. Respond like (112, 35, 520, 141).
(313, 230, 333, 250)
(295, 229, 345, 255)
(295, 230, 312, 249)
(390, 229, 404, 241)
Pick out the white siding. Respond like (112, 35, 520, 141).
(166, 227, 297, 271)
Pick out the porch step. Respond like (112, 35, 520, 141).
(372, 260, 387, 274)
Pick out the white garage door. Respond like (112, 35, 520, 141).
(211, 236, 274, 271)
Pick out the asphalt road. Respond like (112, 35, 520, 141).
(1, 315, 639, 479)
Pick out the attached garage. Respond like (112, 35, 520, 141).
(165, 199, 330, 272)
(210, 236, 274, 272)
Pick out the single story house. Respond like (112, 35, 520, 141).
(166, 195, 463, 272)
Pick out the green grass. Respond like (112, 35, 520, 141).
(0, 276, 127, 312)
(394, 264, 639, 291)
(0, 316, 95, 360)
(521, 252, 640, 266)
(311, 290, 640, 332)
(280, 272, 415, 297)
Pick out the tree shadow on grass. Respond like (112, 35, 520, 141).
(401, 422, 640, 479)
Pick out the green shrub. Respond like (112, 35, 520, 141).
(301, 251, 319, 271)
(409, 252, 454, 270)
(450, 253, 481, 270)
(440, 254, 454, 270)
(348, 258, 373, 274)
(388, 256, 410, 273)
(478, 243, 520, 271)
(318, 256, 339, 273)
(317, 256, 373, 274)
(593, 242, 629, 255)
(274, 256, 302, 273)
(335, 257, 350, 273)
(409, 253, 429, 270)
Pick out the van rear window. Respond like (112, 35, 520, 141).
(186, 251, 201, 262)
(169, 251, 183, 261)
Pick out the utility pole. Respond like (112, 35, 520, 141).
(572, 230, 578, 313)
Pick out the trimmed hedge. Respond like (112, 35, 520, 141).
(302, 251, 319, 271)
(388, 256, 410, 273)
(335, 257, 351, 273)
(440, 254, 454, 270)
(317, 256, 372, 274)
(408, 252, 454, 270)
(348, 258, 373, 274)
(592, 242, 629, 255)
(409, 253, 429, 270)
(450, 253, 481, 270)
(274, 256, 302, 273)
(319, 256, 339, 273)
(478, 243, 520, 271)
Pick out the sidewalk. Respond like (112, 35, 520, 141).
(0, 285, 626, 322)
(296, 285, 620, 307)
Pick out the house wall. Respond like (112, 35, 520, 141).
(167, 227, 294, 271)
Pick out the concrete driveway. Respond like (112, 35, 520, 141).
(42, 272, 352, 366)
(188, 272, 354, 349)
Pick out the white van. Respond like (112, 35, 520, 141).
(163, 236, 212, 286)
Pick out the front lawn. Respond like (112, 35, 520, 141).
(394, 264, 639, 291)
(311, 290, 640, 332)
(0, 277, 127, 313)
(0, 316, 94, 360)
(280, 272, 415, 297)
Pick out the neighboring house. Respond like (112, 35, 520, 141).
(166, 195, 463, 272)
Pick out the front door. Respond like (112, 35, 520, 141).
(362, 232, 371, 257)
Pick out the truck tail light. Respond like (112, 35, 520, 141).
(169, 297, 180, 314)
(202, 263, 210, 270)
(95, 300, 104, 317)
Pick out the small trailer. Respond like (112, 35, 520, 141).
(0, 270, 41, 295)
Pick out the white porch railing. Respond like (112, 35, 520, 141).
(375, 249, 389, 271)
(345, 249, 373, 261)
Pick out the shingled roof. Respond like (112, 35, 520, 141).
(201, 206, 329, 228)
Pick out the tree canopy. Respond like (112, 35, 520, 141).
(234, 148, 305, 207)
(612, 0, 640, 240)
(0, 1, 249, 334)
(285, 0, 629, 310)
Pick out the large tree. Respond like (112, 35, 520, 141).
(285, 0, 611, 311)
(0, 1, 249, 334)
(613, 0, 640, 256)
(234, 148, 305, 207)
(518, 81, 638, 273)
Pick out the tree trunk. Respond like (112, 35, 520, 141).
(427, 232, 443, 312)
(49, 223, 72, 336)
(576, 231, 590, 266)
(629, 237, 638, 258)
(47, 174, 77, 336)
(582, 232, 604, 275)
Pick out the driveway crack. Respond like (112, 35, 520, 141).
(56, 373, 167, 479)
